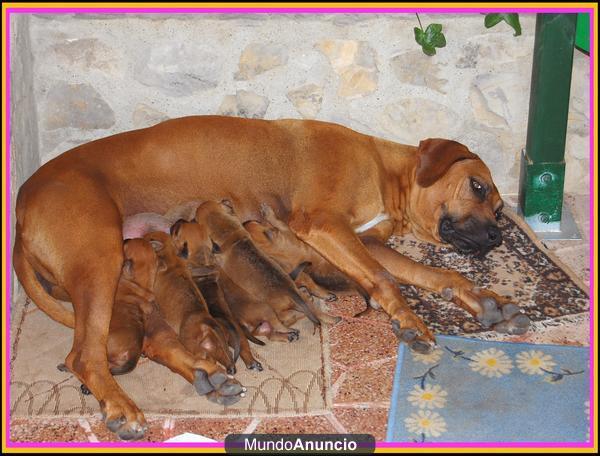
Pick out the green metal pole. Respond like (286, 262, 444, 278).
(518, 13, 577, 231)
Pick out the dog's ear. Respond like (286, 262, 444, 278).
(415, 139, 479, 187)
(177, 241, 189, 259)
(170, 219, 187, 238)
(148, 239, 164, 252)
(263, 227, 278, 242)
(220, 199, 235, 215)
(122, 259, 134, 277)
(157, 258, 168, 272)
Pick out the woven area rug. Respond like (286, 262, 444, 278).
(10, 305, 331, 418)
(387, 335, 590, 442)
(385, 207, 590, 343)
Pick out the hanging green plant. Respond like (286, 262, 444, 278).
(414, 13, 522, 56)
(413, 13, 447, 56)
(484, 13, 522, 36)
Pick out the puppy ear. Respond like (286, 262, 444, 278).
(170, 219, 186, 238)
(200, 336, 216, 353)
(263, 227, 278, 242)
(149, 239, 164, 252)
(157, 258, 168, 272)
(122, 259, 134, 277)
(220, 199, 235, 215)
(415, 139, 479, 187)
(177, 241, 189, 259)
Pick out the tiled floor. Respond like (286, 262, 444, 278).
(8, 194, 592, 444)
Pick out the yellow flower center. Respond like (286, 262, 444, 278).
(486, 358, 497, 367)
(421, 393, 433, 401)
(419, 419, 431, 428)
(530, 358, 541, 366)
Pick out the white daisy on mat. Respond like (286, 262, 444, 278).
(469, 348, 513, 378)
(516, 350, 556, 375)
(404, 410, 447, 438)
(412, 347, 444, 364)
(407, 384, 448, 410)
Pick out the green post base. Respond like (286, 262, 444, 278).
(518, 150, 565, 232)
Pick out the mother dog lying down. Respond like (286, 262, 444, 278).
(13, 115, 530, 438)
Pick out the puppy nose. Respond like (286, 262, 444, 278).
(487, 225, 502, 246)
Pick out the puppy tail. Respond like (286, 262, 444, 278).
(242, 326, 266, 346)
(292, 293, 321, 326)
(289, 261, 311, 281)
(222, 319, 241, 363)
(12, 236, 75, 328)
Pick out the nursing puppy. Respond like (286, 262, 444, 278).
(170, 219, 263, 371)
(170, 217, 303, 343)
(194, 200, 320, 329)
(243, 219, 342, 325)
(245, 204, 362, 297)
(142, 231, 237, 375)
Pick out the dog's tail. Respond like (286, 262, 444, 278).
(291, 292, 321, 326)
(241, 326, 265, 346)
(12, 236, 75, 328)
(221, 318, 241, 363)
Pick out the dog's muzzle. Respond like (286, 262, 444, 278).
(439, 216, 502, 258)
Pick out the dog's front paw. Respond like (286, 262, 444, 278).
(100, 394, 147, 441)
(458, 288, 531, 335)
(391, 319, 436, 354)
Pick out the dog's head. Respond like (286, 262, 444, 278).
(408, 138, 504, 257)
(170, 219, 216, 270)
(194, 200, 246, 249)
(122, 238, 159, 290)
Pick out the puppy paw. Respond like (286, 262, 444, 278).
(247, 360, 263, 371)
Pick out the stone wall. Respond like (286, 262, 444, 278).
(12, 13, 591, 196)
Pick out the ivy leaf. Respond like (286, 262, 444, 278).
(414, 23, 446, 56)
(484, 13, 522, 36)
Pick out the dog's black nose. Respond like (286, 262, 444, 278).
(487, 225, 502, 246)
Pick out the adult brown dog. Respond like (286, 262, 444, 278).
(13, 116, 530, 438)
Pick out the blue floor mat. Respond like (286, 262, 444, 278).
(386, 335, 590, 443)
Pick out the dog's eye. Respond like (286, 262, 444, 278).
(470, 178, 486, 198)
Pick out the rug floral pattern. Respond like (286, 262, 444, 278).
(387, 335, 590, 442)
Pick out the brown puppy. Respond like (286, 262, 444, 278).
(245, 203, 361, 297)
(14, 116, 530, 438)
(170, 216, 306, 342)
(218, 270, 305, 343)
(141, 231, 239, 379)
(243, 218, 343, 325)
(170, 219, 263, 371)
(194, 200, 320, 329)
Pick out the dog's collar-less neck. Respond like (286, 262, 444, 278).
(354, 213, 391, 234)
